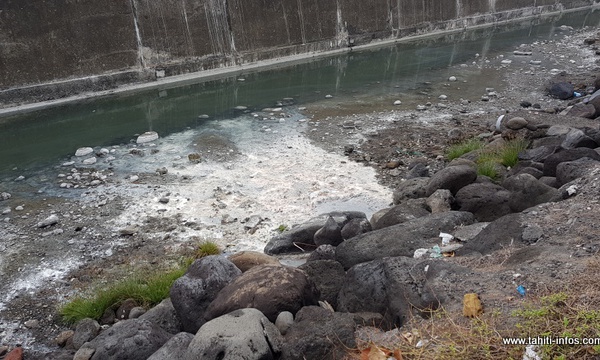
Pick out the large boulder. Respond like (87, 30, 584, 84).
(204, 265, 320, 323)
(138, 298, 182, 335)
(228, 251, 280, 272)
(337, 257, 471, 327)
(335, 211, 475, 269)
(425, 165, 477, 196)
(566, 103, 596, 119)
(170, 256, 242, 333)
(556, 158, 600, 186)
(502, 173, 559, 212)
(561, 128, 597, 149)
(455, 183, 512, 222)
(392, 177, 429, 204)
(313, 216, 343, 246)
(299, 260, 346, 307)
(264, 212, 366, 255)
(184, 308, 282, 360)
(459, 213, 526, 255)
(371, 198, 430, 230)
(340, 217, 372, 240)
(72, 318, 101, 350)
(147, 332, 194, 360)
(518, 145, 559, 163)
(75, 319, 172, 360)
(280, 306, 362, 360)
(543, 148, 600, 176)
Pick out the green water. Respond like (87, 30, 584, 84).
(1, 9, 599, 178)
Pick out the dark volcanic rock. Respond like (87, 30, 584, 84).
(204, 265, 320, 323)
(299, 260, 346, 307)
(561, 128, 597, 149)
(336, 211, 475, 269)
(340, 217, 372, 240)
(313, 216, 343, 247)
(170, 256, 241, 333)
(502, 173, 559, 212)
(371, 198, 430, 230)
(425, 165, 477, 196)
(392, 177, 429, 204)
(75, 319, 172, 360)
(566, 103, 596, 119)
(455, 183, 512, 222)
(147, 332, 194, 360)
(459, 213, 525, 255)
(556, 158, 600, 186)
(337, 257, 471, 327)
(543, 148, 600, 176)
(280, 306, 361, 360)
(184, 308, 282, 360)
(548, 81, 574, 99)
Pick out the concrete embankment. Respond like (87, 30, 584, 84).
(0, 0, 597, 106)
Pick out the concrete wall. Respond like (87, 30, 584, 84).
(0, 0, 597, 104)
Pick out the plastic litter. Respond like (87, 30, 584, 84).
(439, 232, 454, 245)
(413, 248, 428, 259)
(574, 91, 582, 97)
(523, 345, 542, 360)
(517, 285, 527, 297)
(429, 245, 442, 258)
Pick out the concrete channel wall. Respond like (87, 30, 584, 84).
(0, 0, 597, 105)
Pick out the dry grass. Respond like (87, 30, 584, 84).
(344, 259, 600, 360)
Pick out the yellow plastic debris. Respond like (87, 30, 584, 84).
(463, 293, 483, 317)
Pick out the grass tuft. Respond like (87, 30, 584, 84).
(60, 265, 188, 324)
(446, 138, 483, 160)
(476, 161, 499, 180)
(194, 240, 221, 259)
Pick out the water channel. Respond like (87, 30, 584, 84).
(1, 9, 599, 180)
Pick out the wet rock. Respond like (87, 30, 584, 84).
(393, 100, 402, 105)
(340, 217, 372, 240)
(82, 157, 97, 165)
(336, 211, 475, 269)
(15, 205, 23, 211)
(392, 177, 429, 204)
(170, 256, 241, 333)
(136, 131, 159, 144)
(275, 311, 294, 335)
(184, 308, 282, 360)
(187, 153, 201, 163)
(228, 251, 280, 272)
(156, 167, 168, 175)
(158, 197, 169, 204)
(425, 165, 477, 196)
(299, 260, 345, 307)
(129, 148, 144, 157)
(548, 82, 574, 99)
(426, 189, 453, 213)
(0, 192, 11, 201)
(313, 216, 343, 247)
(280, 306, 360, 360)
(147, 332, 194, 360)
(306, 245, 336, 262)
(72, 318, 101, 350)
(77, 319, 172, 360)
(75, 147, 94, 157)
(264, 212, 366, 255)
(37, 214, 59, 228)
(204, 265, 320, 323)
(24, 319, 39, 328)
(138, 298, 182, 335)
(455, 183, 512, 222)
(119, 227, 138, 236)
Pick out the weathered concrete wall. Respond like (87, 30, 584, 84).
(0, 0, 597, 105)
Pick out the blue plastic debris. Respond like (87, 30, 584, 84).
(574, 92, 582, 97)
(517, 285, 527, 297)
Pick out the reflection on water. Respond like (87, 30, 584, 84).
(0, 9, 599, 177)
